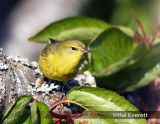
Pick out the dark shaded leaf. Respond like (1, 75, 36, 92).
(97, 42, 160, 92)
(37, 102, 53, 124)
(2, 95, 32, 124)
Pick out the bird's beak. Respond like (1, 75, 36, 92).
(81, 48, 91, 53)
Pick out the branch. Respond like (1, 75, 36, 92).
(0, 48, 96, 117)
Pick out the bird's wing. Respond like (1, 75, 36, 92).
(40, 45, 49, 58)
(41, 42, 59, 58)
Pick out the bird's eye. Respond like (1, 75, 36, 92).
(71, 47, 77, 50)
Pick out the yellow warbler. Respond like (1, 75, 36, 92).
(39, 38, 90, 81)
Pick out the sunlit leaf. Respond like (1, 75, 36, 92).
(29, 17, 111, 44)
(31, 100, 38, 124)
(67, 87, 146, 124)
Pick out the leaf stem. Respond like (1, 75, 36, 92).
(49, 99, 88, 111)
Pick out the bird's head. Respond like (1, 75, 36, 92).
(60, 39, 90, 57)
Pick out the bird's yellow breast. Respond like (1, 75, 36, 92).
(39, 53, 81, 81)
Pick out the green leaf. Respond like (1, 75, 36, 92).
(114, 25, 134, 37)
(23, 116, 32, 124)
(2, 95, 32, 124)
(2, 95, 32, 121)
(97, 41, 160, 92)
(87, 27, 160, 91)
(29, 17, 111, 44)
(31, 100, 38, 124)
(88, 27, 137, 75)
(125, 62, 160, 91)
(66, 86, 146, 124)
(74, 116, 116, 124)
(37, 102, 53, 124)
